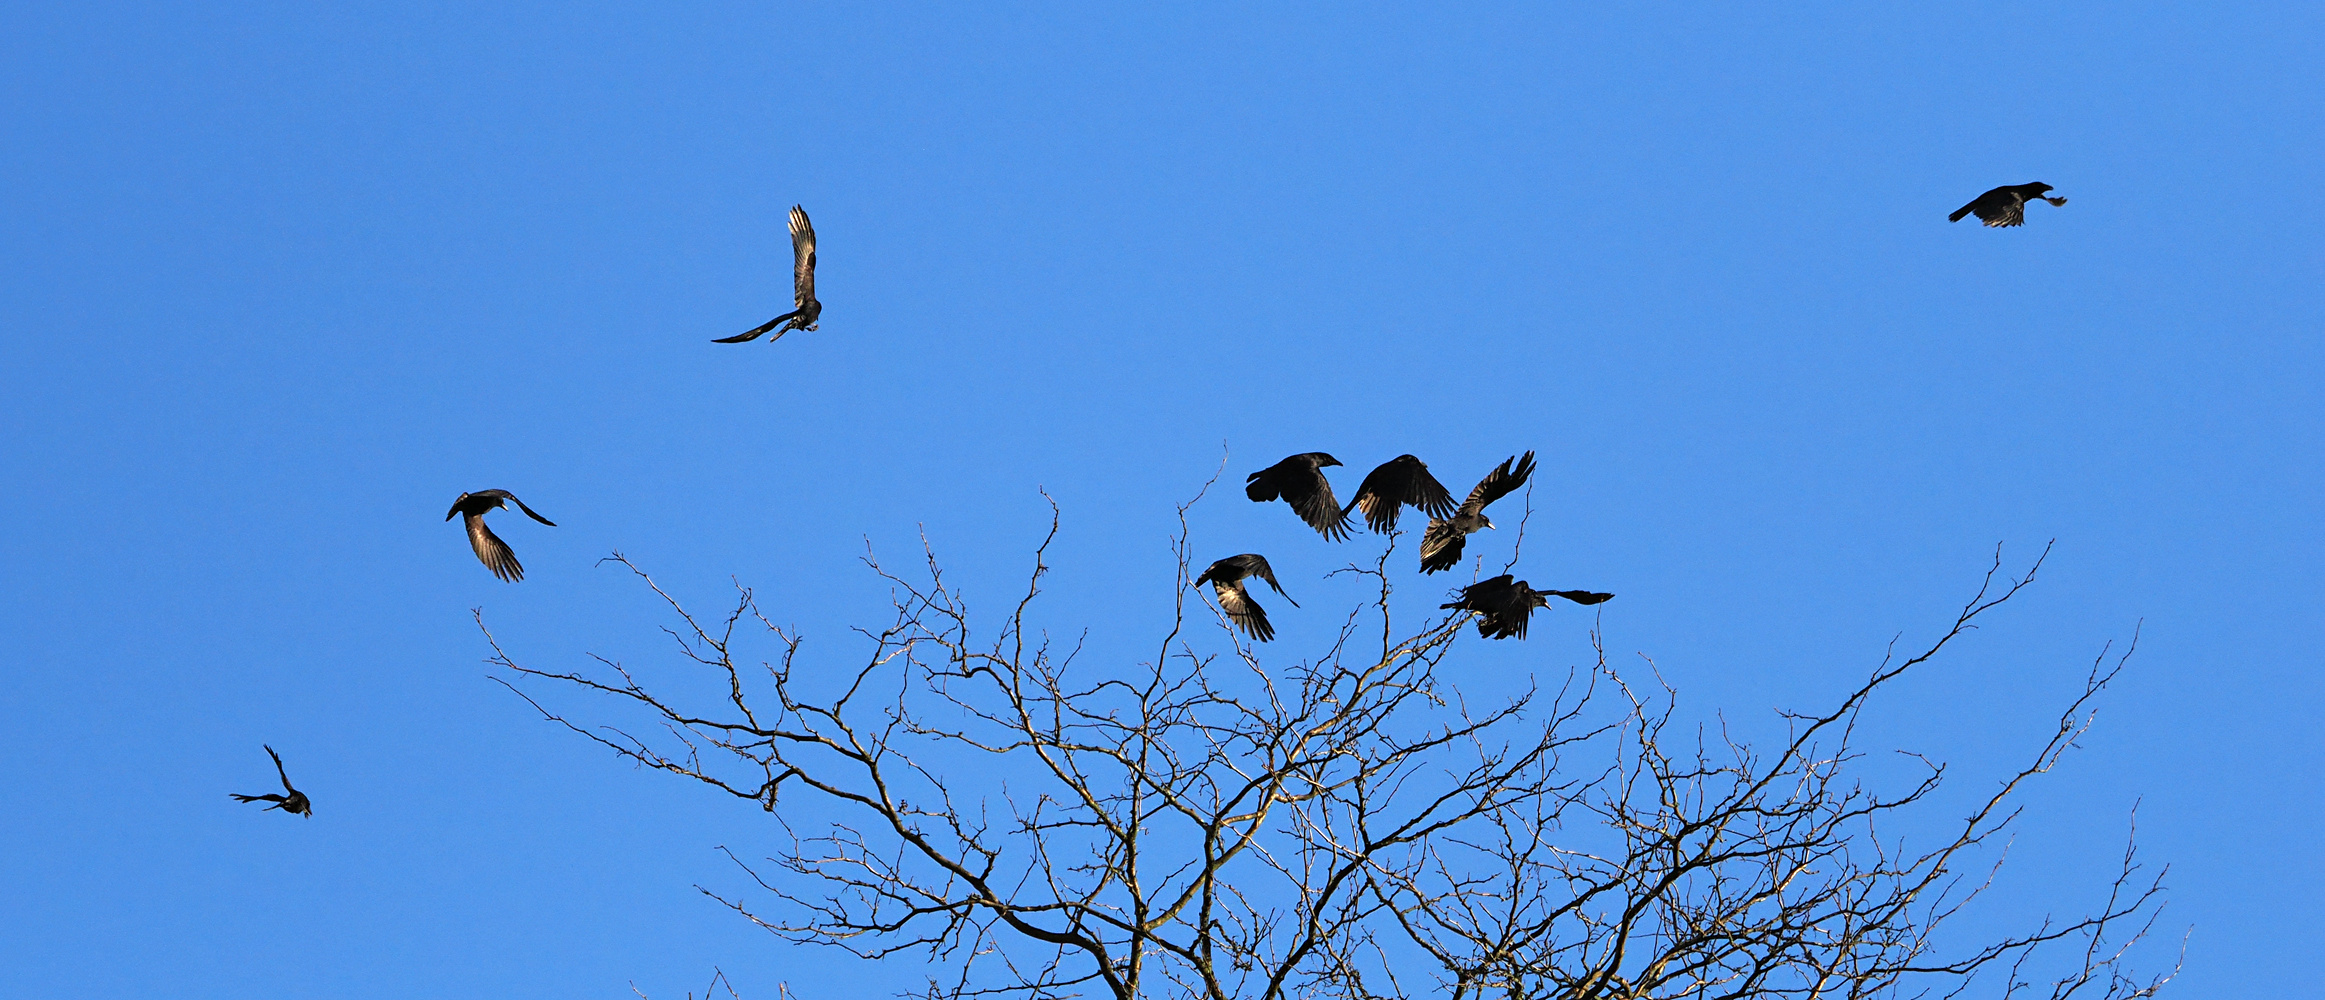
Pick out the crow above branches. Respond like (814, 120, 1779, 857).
(1441, 574, 1611, 640)
(1949, 183, 2067, 228)
(1420, 452, 1535, 574)
(715, 204, 820, 343)
(1246, 452, 1352, 541)
(446, 489, 557, 582)
(230, 744, 312, 817)
(1195, 553, 1299, 642)
(1346, 454, 1455, 534)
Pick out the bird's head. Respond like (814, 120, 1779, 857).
(1315, 453, 1342, 468)
(1482, 516, 1497, 531)
(2029, 183, 2054, 195)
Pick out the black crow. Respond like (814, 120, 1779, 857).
(1346, 455, 1455, 534)
(1247, 453, 1353, 541)
(1440, 574, 1611, 640)
(715, 204, 820, 343)
(1949, 183, 2067, 228)
(1419, 452, 1535, 574)
(230, 745, 312, 817)
(446, 489, 557, 582)
(1195, 553, 1299, 642)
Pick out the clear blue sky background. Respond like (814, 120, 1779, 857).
(2, 3, 2317, 997)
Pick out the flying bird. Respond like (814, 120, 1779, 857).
(446, 489, 557, 582)
(1949, 183, 2067, 228)
(1247, 452, 1353, 541)
(1440, 574, 1612, 640)
(230, 745, 312, 817)
(1419, 452, 1535, 574)
(1346, 455, 1455, 534)
(1195, 553, 1299, 642)
(714, 204, 820, 343)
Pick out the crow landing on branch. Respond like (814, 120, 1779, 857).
(1195, 553, 1298, 642)
(230, 745, 312, 817)
(715, 204, 820, 343)
(1420, 452, 1535, 574)
(1246, 452, 1352, 541)
(1441, 574, 1611, 640)
(1346, 455, 1455, 535)
(1949, 183, 2067, 228)
(445, 489, 557, 582)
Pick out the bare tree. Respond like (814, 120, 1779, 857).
(479, 485, 2176, 1000)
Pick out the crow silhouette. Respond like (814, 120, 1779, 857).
(1949, 183, 2067, 228)
(1246, 453, 1352, 541)
(1195, 553, 1298, 642)
(445, 489, 557, 582)
(230, 745, 312, 817)
(1441, 574, 1611, 640)
(1346, 455, 1455, 534)
(1419, 452, 1535, 574)
(715, 204, 820, 342)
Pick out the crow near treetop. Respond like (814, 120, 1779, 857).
(445, 489, 557, 582)
(1440, 574, 1612, 640)
(1949, 183, 2067, 228)
(715, 204, 821, 343)
(1346, 455, 1456, 534)
(1420, 452, 1536, 574)
(1246, 452, 1352, 541)
(1195, 553, 1299, 642)
(230, 744, 312, 817)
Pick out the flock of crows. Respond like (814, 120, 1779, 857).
(231, 181, 2070, 814)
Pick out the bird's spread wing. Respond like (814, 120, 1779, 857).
(1234, 554, 1296, 606)
(504, 493, 557, 526)
(1458, 452, 1535, 518)
(1418, 520, 1465, 574)
(1974, 192, 2027, 227)
(266, 745, 295, 794)
(1351, 456, 1454, 532)
(1213, 581, 1274, 642)
(789, 205, 818, 309)
(1544, 590, 1615, 605)
(466, 513, 524, 582)
(714, 315, 787, 343)
(1289, 468, 1351, 540)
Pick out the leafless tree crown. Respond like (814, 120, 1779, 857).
(483, 493, 2175, 1000)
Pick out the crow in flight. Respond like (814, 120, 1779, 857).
(446, 489, 557, 582)
(1346, 455, 1455, 534)
(1949, 183, 2067, 228)
(230, 745, 312, 817)
(1441, 574, 1611, 640)
(1247, 453, 1352, 541)
(1419, 452, 1535, 574)
(1195, 553, 1299, 642)
(714, 204, 820, 343)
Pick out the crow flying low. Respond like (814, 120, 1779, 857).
(1441, 574, 1612, 640)
(1247, 453, 1352, 541)
(1949, 183, 2067, 228)
(1195, 553, 1299, 642)
(230, 745, 312, 817)
(1420, 452, 1535, 574)
(446, 489, 557, 582)
(715, 204, 820, 343)
(1347, 455, 1455, 534)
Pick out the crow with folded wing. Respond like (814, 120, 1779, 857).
(1419, 452, 1534, 574)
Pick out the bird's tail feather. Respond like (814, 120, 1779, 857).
(1948, 204, 1973, 222)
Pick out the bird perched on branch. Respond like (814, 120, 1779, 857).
(1441, 574, 1611, 640)
(230, 745, 312, 817)
(1246, 452, 1352, 541)
(446, 489, 557, 582)
(1420, 452, 1535, 574)
(1195, 554, 1299, 642)
(1346, 455, 1455, 534)
(1949, 183, 2067, 228)
(715, 204, 820, 343)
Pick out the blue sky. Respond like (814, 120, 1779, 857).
(2, 2, 2318, 997)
